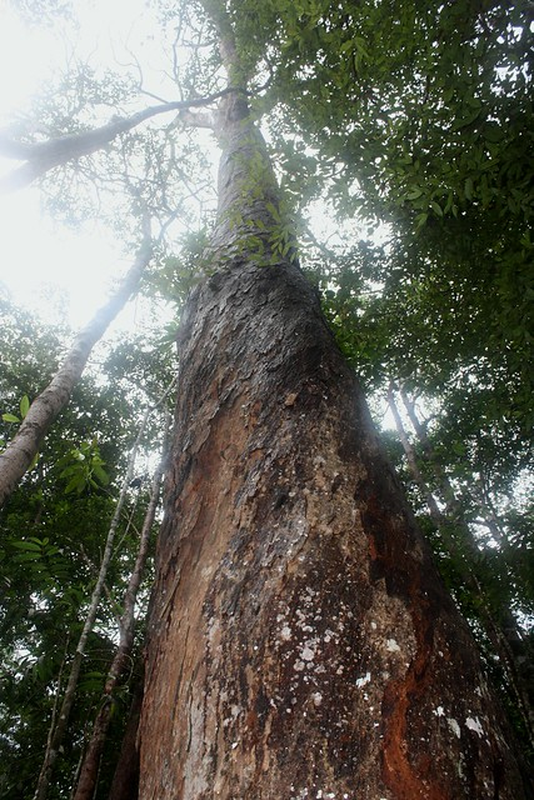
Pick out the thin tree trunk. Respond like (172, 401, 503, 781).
(107, 675, 144, 800)
(0, 230, 152, 509)
(387, 381, 444, 528)
(33, 410, 153, 800)
(73, 413, 171, 800)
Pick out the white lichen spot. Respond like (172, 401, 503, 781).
(475, 686, 483, 697)
(465, 716, 484, 736)
(386, 639, 401, 652)
(312, 692, 323, 707)
(356, 671, 371, 688)
(294, 660, 305, 672)
(447, 718, 461, 739)
(301, 645, 315, 662)
(433, 706, 445, 717)
(281, 625, 292, 641)
(457, 755, 465, 779)
(370, 621, 377, 630)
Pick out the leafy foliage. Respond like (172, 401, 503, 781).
(0, 299, 170, 796)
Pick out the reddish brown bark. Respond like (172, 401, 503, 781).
(137, 253, 530, 798)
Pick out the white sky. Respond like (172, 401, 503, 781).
(0, 0, 157, 329)
(0, 1, 375, 333)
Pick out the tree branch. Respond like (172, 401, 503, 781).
(0, 87, 235, 192)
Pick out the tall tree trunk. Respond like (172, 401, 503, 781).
(136, 95, 532, 799)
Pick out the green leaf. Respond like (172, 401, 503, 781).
(415, 212, 428, 230)
(483, 123, 504, 143)
(464, 177, 474, 201)
(19, 395, 30, 418)
(16, 551, 42, 562)
(92, 464, 110, 486)
(2, 413, 20, 423)
(12, 541, 42, 552)
(65, 475, 86, 494)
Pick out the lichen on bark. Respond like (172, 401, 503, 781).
(138, 249, 529, 797)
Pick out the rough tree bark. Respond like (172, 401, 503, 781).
(134, 87, 532, 798)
